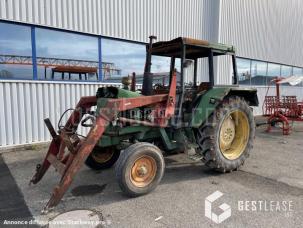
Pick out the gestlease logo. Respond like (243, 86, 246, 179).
(205, 191, 231, 224)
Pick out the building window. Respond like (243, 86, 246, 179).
(251, 60, 267, 85)
(267, 63, 281, 83)
(293, 67, 303, 86)
(149, 55, 172, 85)
(0, 22, 33, 80)
(281, 65, 292, 77)
(101, 38, 145, 82)
(35, 28, 99, 81)
(293, 67, 303, 75)
(237, 58, 251, 85)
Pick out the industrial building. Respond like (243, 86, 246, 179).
(0, 0, 302, 147)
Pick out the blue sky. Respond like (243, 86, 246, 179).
(36, 28, 99, 61)
(0, 22, 32, 55)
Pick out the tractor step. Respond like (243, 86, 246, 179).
(188, 154, 203, 161)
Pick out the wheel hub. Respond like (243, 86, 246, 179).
(219, 110, 250, 160)
(220, 117, 236, 147)
(130, 156, 157, 188)
(137, 165, 148, 176)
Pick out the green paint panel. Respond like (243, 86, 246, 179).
(117, 89, 141, 98)
(191, 87, 258, 127)
(191, 87, 231, 128)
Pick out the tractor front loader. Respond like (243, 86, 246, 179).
(31, 36, 258, 212)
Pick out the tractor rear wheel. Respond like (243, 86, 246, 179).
(197, 96, 255, 172)
(85, 146, 120, 170)
(115, 142, 165, 197)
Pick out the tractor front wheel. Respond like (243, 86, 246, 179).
(115, 142, 165, 197)
(85, 146, 120, 170)
(197, 96, 255, 172)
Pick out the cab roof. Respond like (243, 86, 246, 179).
(150, 37, 236, 59)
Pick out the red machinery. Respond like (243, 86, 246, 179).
(263, 76, 303, 135)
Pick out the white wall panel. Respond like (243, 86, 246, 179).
(0, 80, 137, 147)
(1, 0, 303, 147)
(0, 0, 219, 41)
(216, 0, 303, 84)
(219, 0, 303, 67)
(0, 0, 221, 82)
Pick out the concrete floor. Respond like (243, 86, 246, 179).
(1, 123, 303, 227)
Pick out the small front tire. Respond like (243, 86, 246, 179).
(115, 142, 165, 197)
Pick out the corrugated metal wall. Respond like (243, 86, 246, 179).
(216, 0, 303, 84)
(217, 0, 303, 118)
(0, 80, 140, 147)
(0, 0, 303, 147)
(219, 0, 303, 66)
(0, 0, 219, 42)
(0, 0, 222, 82)
(1, 0, 302, 79)
(0, 0, 222, 147)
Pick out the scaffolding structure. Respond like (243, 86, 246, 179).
(0, 54, 121, 80)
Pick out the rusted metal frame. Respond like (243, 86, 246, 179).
(64, 96, 97, 131)
(30, 140, 61, 185)
(119, 72, 177, 127)
(105, 94, 168, 113)
(118, 117, 159, 127)
(47, 154, 66, 175)
(30, 96, 97, 185)
(57, 142, 66, 161)
(42, 94, 170, 211)
(175, 44, 186, 127)
(43, 116, 110, 212)
(266, 112, 291, 135)
(169, 57, 175, 87)
(44, 118, 59, 142)
(164, 71, 177, 119)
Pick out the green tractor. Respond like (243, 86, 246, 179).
(31, 36, 258, 211)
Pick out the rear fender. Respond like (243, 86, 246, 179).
(191, 87, 258, 128)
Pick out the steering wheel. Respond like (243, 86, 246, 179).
(153, 83, 165, 90)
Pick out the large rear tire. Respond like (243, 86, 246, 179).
(196, 96, 255, 172)
(115, 142, 165, 197)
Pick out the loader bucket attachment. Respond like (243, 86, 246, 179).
(30, 94, 175, 212)
(29, 96, 110, 212)
(30, 71, 176, 212)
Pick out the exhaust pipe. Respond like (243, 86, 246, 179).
(142, 35, 157, 95)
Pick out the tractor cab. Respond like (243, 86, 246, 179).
(147, 36, 238, 89)
(142, 36, 251, 126)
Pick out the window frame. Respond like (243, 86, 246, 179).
(236, 57, 303, 87)
(1, 19, 303, 85)
(0, 19, 146, 82)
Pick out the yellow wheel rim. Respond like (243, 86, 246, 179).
(91, 149, 115, 164)
(130, 156, 157, 188)
(219, 110, 250, 160)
